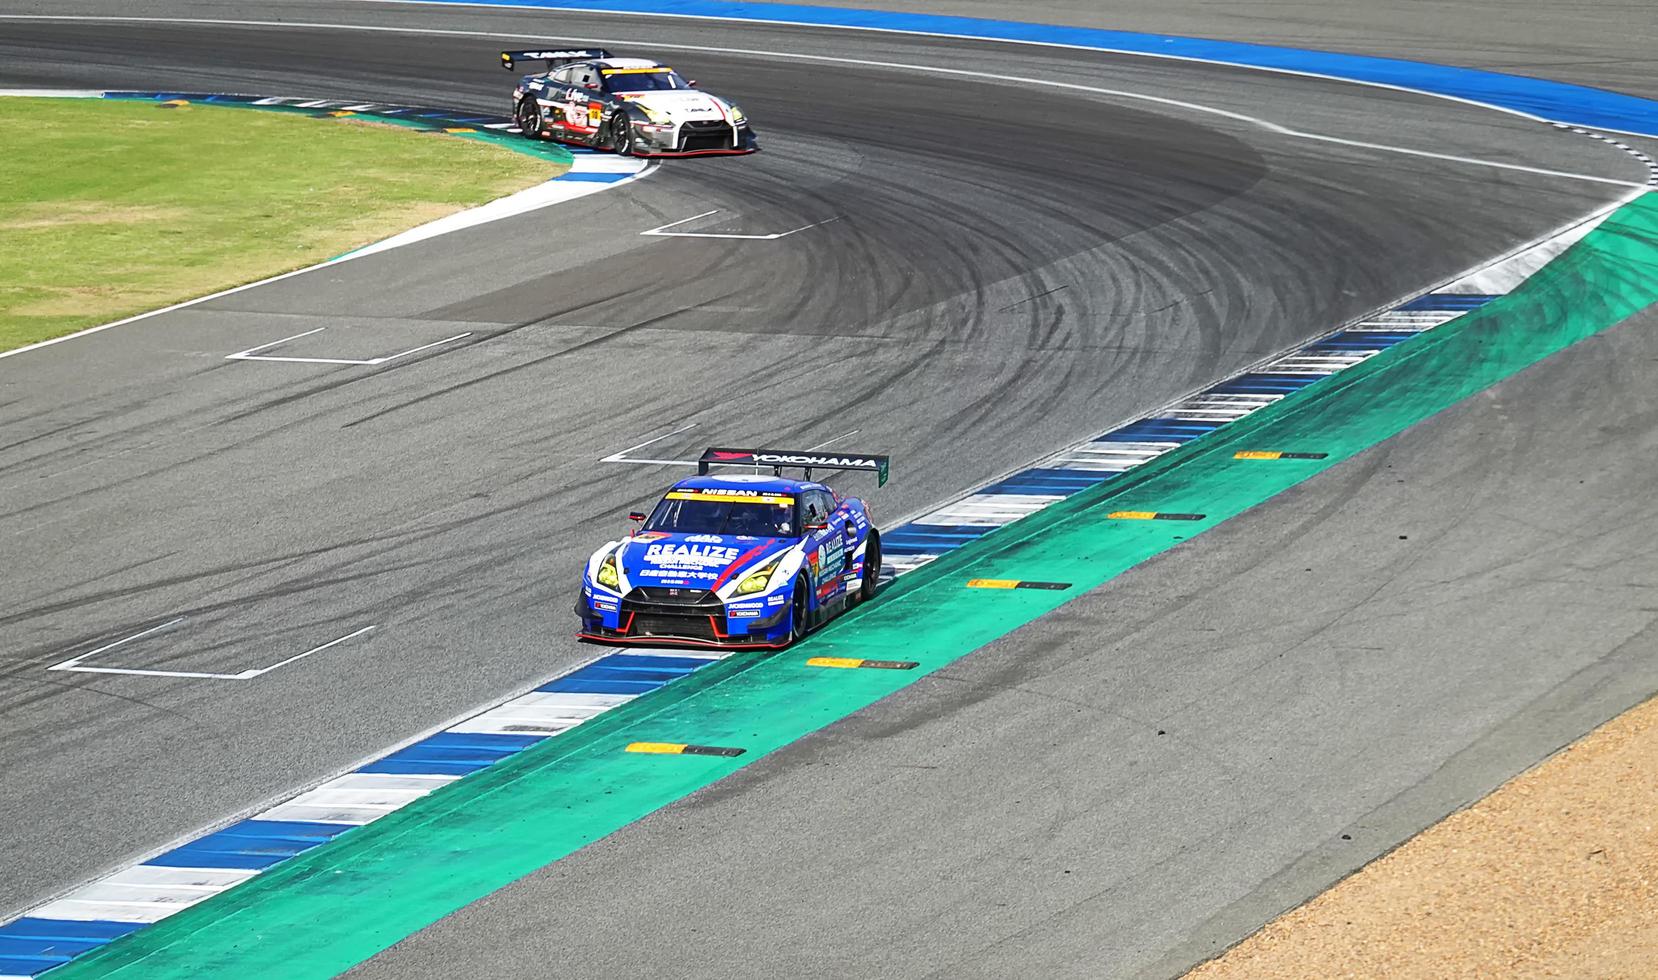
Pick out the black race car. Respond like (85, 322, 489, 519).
(502, 48, 758, 157)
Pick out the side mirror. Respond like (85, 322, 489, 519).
(629, 511, 646, 522)
(687, 79, 699, 88)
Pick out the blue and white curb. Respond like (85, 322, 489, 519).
(0, 191, 1626, 980)
(0, 651, 718, 978)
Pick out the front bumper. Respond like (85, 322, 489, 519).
(632, 119, 758, 157)
(576, 585, 790, 648)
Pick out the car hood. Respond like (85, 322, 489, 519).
(618, 90, 732, 123)
(617, 532, 791, 590)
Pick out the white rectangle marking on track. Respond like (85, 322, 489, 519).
(45, 624, 375, 680)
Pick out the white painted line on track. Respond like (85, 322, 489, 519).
(46, 618, 185, 672)
(238, 625, 377, 679)
(45, 624, 376, 680)
(641, 209, 841, 240)
(600, 421, 700, 465)
(225, 327, 330, 359)
(368, 332, 473, 364)
(226, 328, 472, 366)
(807, 429, 861, 451)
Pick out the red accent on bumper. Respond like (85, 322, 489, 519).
(576, 631, 790, 650)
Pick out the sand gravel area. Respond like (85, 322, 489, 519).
(1188, 695, 1658, 979)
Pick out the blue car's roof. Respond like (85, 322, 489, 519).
(669, 474, 822, 494)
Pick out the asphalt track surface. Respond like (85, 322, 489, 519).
(744, 0, 1658, 102)
(0, 1, 1651, 975)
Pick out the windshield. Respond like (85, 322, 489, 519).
(603, 69, 691, 93)
(645, 492, 795, 536)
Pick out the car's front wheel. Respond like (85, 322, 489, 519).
(609, 114, 637, 156)
(788, 576, 810, 645)
(856, 531, 881, 603)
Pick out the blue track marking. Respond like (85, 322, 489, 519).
(0, 921, 142, 977)
(359, 731, 547, 776)
(142, 820, 355, 871)
(414, 0, 1658, 137)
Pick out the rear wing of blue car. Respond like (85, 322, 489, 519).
(699, 448, 890, 487)
(500, 48, 613, 71)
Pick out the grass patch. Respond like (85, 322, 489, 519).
(0, 97, 562, 351)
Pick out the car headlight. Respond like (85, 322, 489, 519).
(735, 558, 779, 595)
(728, 104, 746, 124)
(596, 554, 620, 590)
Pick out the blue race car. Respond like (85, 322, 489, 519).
(576, 448, 889, 648)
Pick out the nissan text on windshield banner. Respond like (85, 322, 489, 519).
(699, 447, 890, 487)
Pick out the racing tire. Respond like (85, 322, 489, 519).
(788, 576, 810, 645)
(856, 531, 881, 603)
(610, 115, 637, 156)
(515, 98, 543, 140)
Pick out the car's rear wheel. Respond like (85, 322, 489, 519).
(856, 531, 881, 603)
(515, 98, 543, 139)
(788, 576, 810, 645)
(610, 115, 636, 156)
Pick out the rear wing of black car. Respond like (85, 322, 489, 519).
(699, 448, 890, 487)
(500, 48, 613, 71)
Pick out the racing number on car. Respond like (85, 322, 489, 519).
(587, 103, 603, 127)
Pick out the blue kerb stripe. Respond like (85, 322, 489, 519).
(1099, 419, 1223, 442)
(0, 936, 105, 961)
(418, 1, 1658, 137)
(144, 850, 285, 872)
(0, 919, 141, 967)
(0, 920, 143, 944)
(1314, 331, 1418, 347)
(1209, 373, 1327, 395)
(883, 525, 993, 551)
(568, 665, 687, 685)
(358, 731, 544, 775)
(141, 821, 353, 871)
(214, 819, 354, 840)
(533, 656, 707, 694)
(540, 676, 665, 694)
(983, 467, 1115, 496)
(558, 171, 632, 182)
(1397, 293, 1498, 310)
(1, 954, 72, 975)
(594, 653, 711, 672)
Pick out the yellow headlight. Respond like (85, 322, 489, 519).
(596, 555, 620, 589)
(736, 562, 775, 595)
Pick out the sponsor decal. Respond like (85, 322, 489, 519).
(666, 490, 795, 505)
(685, 534, 726, 544)
(634, 532, 670, 542)
(714, 451, 883, 469)
(644, 543, 741, 568)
